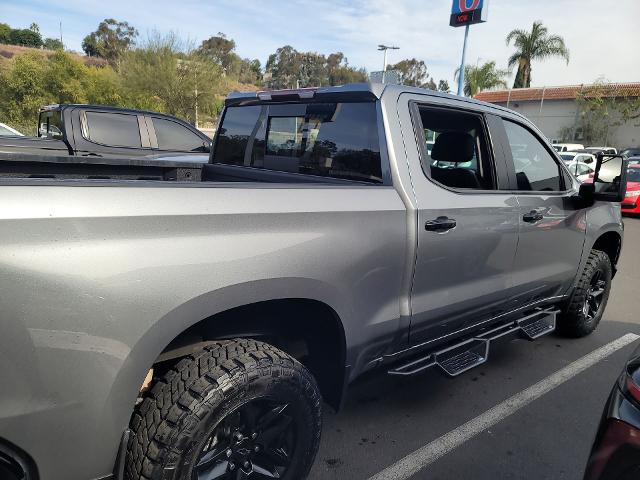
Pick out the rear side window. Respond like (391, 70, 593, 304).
(152, 117, 206, 151)
(415, 105, 495, 190)
(502, 120, 562, 191)
(214, 102, 383, 183)
(85, 112, 141, 148)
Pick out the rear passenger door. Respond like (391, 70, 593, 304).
(402, 100, 520, 345)
(495, 117, 586, 307)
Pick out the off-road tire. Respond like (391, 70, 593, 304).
(558, 249, 612, 338)
(125, 339, 322, 480)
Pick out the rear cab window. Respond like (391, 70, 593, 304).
(213, 102, 383, 184)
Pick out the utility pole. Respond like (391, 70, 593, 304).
(59, 21, 63, 48)
(378, 45, 399, 83)
(449, 0, 489, 97)
(456, 25, 470, 96)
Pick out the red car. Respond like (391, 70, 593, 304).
(622, 165, 640, 214)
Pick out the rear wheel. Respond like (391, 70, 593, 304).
(125, 339, 322, 480)
(558, 249, 612, 337)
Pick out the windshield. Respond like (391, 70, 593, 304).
(559, 153, 575, 161)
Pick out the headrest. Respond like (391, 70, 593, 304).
(431, 132, 475, 163)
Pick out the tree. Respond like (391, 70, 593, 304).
(265, 46, 364, 88)
(0, 51, 121, 134)
(198, 33, 262, 85)
(82, 19, 138, 67)
(506, 21, 569, 88)
(437, 80, 451, 93)
(29, 23, 40, 35)
(559, 80, 640, 145)
(8, 28, 43, 48)
(82, 33, 100, 57)
(386, 58, 447, 90)
(119, 33, 224, 124)
(198, 33, 237, 73)
(454, 60, 508, 97)
(387, 58, 430, 87)
(0, 23, 12, 44)
(44, 38, 64, 50)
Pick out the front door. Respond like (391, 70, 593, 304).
(401, 99, 520, 346)
(497, 117, 586, 306)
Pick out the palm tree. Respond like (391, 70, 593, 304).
(506, 21, 569, 88)
(454, 61, 509, 97)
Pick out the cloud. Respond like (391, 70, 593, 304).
(3, 0, 638, 88)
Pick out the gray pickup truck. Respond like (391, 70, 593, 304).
(0, 83, 627, 480)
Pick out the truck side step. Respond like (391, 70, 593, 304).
(388, 307, 559, 377)
(435, 339, 489, 377)
(517, 310, 556, 340)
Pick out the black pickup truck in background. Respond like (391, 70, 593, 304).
(0, 104, 212, 159)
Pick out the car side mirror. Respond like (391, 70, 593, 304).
(588, 154, 628, 202)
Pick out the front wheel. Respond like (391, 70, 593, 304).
(125, 339, 322, 480)
(558, 249, 612, 337)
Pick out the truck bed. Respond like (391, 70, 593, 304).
(0, 152, 364, 185)
(0, 151, 203, 182)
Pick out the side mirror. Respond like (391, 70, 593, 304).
(589, 154, 628, 202)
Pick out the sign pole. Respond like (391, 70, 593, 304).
(456, 24, 470, 96)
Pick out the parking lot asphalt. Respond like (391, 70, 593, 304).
(309, 216, 640, 480)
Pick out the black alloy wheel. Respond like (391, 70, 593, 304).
(192, 398, 296, 479)
(581, 269, 607, 322)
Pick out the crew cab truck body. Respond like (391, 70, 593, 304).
(0, 83, 625, 480)
(0, 104, 211, 158)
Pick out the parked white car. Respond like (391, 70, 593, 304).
(559, 152, 597, 165)
(565, 161, 595, 182)
(552, 143, 584, 152)
(586, 146, 617, 155)
(0, 122, 24, 136)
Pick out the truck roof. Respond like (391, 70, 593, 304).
(225, 82, 526, 120)
(39, 103, 178, 118)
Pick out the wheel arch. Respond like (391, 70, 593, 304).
(101, 277, 351, 464)
(591, 230, 622, 276)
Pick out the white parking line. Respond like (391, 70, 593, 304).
(368, 333, 640, 480)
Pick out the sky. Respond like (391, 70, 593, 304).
(2, 0, 639, 89)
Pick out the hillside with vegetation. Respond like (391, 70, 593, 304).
(0, 19, 452, 135)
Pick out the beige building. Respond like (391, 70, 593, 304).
(475, 83, 640, 149)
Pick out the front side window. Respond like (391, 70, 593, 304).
(214, 102, 382, 183)
(152, 117, 206, 152)
(85, 112, 141, 148)
(502, 119, 562, 191)
(416, 105, 494, 190)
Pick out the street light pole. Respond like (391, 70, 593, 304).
(378, 45, 399, 83)
(456, 24, 470, 96)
